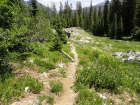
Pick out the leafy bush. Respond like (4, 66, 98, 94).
(0, 59, 13, 74)
(49, 80, 63, 94)
(75, 89, 102, 105)
(31, 42, 48, 58)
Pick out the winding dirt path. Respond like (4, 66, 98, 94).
(54, 43, 78, 105)
(11, 43, 78, 105)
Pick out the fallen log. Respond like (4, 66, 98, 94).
(60, 50, 75, 62)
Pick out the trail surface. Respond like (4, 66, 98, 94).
(11, 43, 78, 105)
(54, 43, 78, 105)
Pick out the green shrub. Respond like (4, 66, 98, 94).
(0, 59, 13, 74)
(75, 89, 102, 105)
(31, 42, 48, 58)
(49, 80, 63, 94)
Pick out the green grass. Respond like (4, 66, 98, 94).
(70, 28, 140, 104)
(46, 93, 55, 104)
(0, 74, 43, 104)
(38, 94, 47, 102)
(58, 68, 66, 78)
(62, 43, 74, 58)
(34, 58, 56, 70)
(21, 41, 73, 73)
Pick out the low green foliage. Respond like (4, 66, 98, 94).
(49, 80, 63, 94)
(62, 43, 74, 58)
(31, 42, 71, 63)
(16, 74, 43, 93)
(58, 68, 66, 78)
(75, 89, 102, 105)
(76, 48, 140, 93)
(0, 59, 13, 74)
(38, 67, 48, 73)
(0, 74, 43, 104)
(73, 30, 140, 104)
(35, 58, 56, 70)
(38, 94, 47, 102)
(47, 93, 55, 104)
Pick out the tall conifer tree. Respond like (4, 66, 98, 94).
(103, 0, 109, 35)
(122, 0, 136, 35)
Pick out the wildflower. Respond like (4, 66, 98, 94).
(81, 58, 86, 61)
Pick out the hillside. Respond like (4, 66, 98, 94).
(0, 0, 140, 104)
(10, 27, 140, 105)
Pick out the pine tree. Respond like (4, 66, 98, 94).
(31, 0, 38, 17)
(50, 34, 62, 51)
(59, 2, 63, 17)
(76, 1, 82, 16)
(117, 17, 123, 39)
(89, 0, 93, 18)
(63, 0, 72, 28)
(93, 7, 97, 34)
(51, 3, 57, 18)
(79, 14, 84, 28)
(93, 7, 97, 24)
(110, 13, 117, 39)
(75, 11, 79, 27)
(98, 6, 102, 18)
(103, 0, 109, 35)
(136, 0, 140, 27)
(55, 16, 67, 44)
(83, 8, 89, 30)
(122, 0, 137, 35)
(109, 0, 122, 24)
(89, 0, 93, 31)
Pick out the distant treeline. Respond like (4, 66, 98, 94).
(50, 0, 140, 40)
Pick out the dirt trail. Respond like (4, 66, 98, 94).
(11, 43, 78, 105)
(54, 43, 78, 105)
